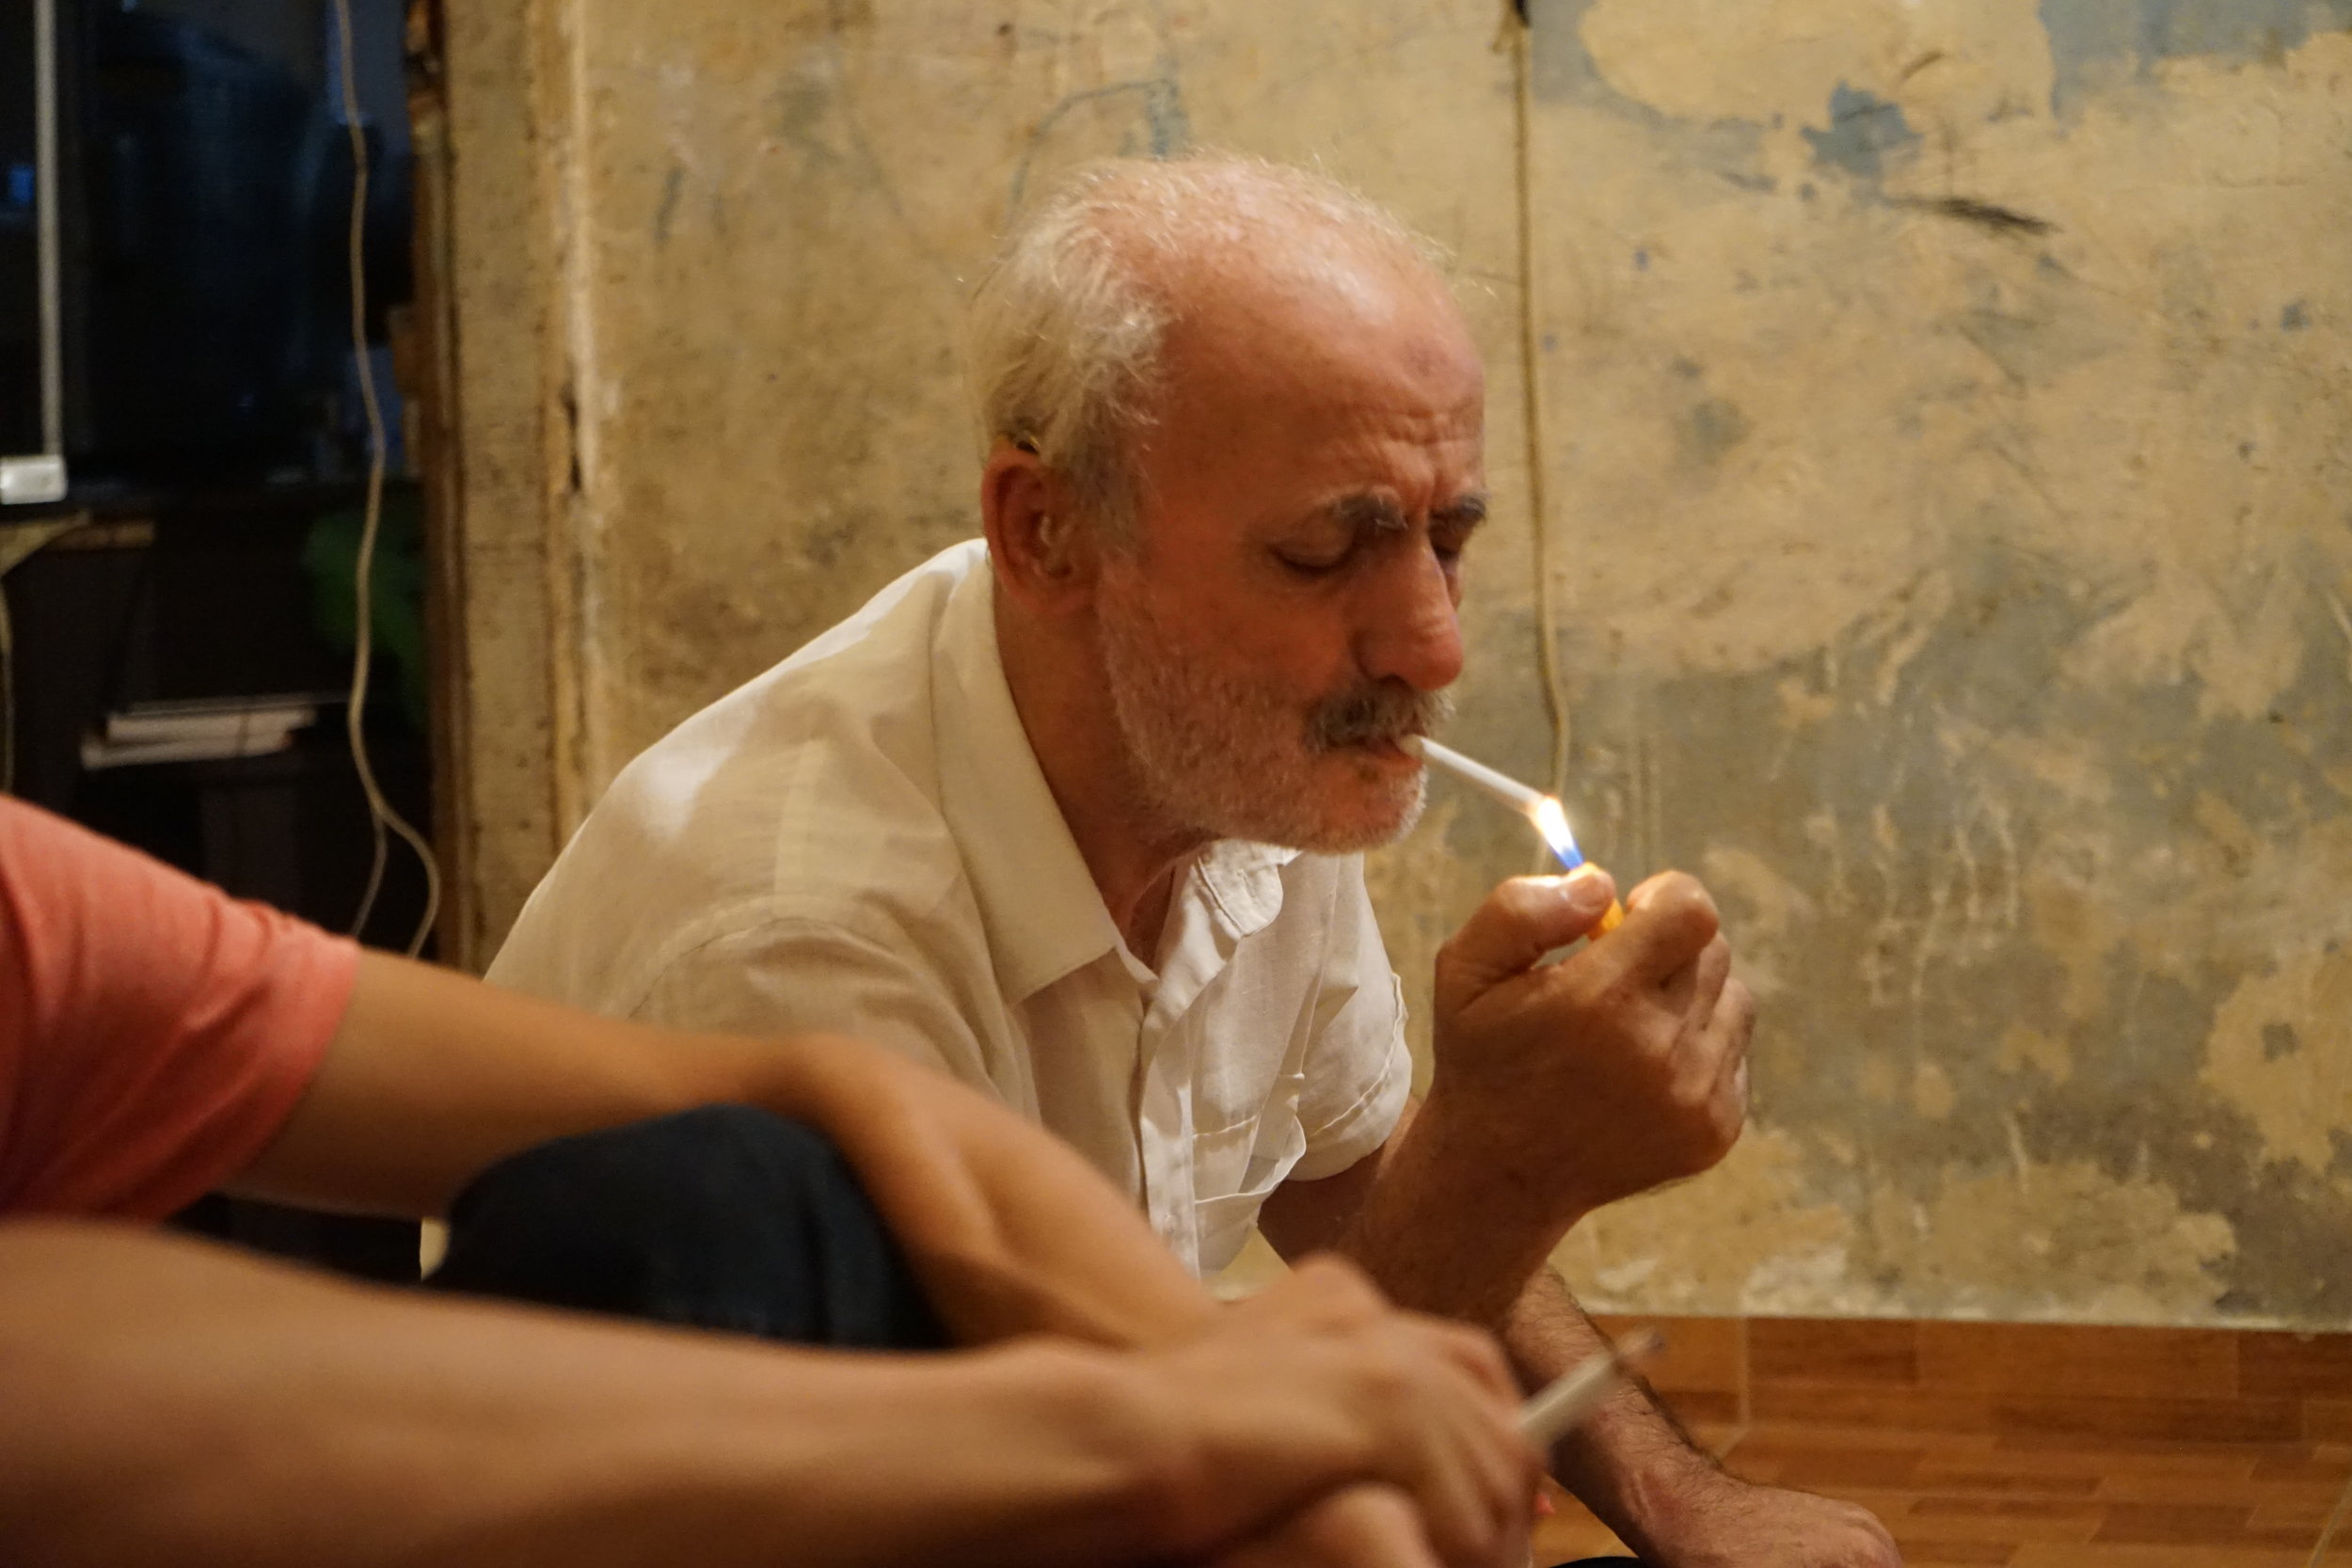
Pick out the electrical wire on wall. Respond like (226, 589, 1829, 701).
(331, 0, 439, 958)
(1504, 2, 1577, 855)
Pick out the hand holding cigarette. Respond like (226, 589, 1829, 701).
(1519, 1329, 1664, 1448)
(1420, 863, 1756, 1229)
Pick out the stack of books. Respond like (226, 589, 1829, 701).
(80, 694, 331, 771)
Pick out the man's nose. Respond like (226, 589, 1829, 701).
(1357, 543, 1465, 693)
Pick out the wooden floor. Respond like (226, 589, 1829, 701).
(1527, 1313, 2352, 1565)
(1533, 1421, 2352, 1564)
(1535, 1419, 2352, 1564)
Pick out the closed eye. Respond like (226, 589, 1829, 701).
(1430, 497, 1486, 564)
(1274, 492, 1484, 578)
(1275, 541, 1356, 576)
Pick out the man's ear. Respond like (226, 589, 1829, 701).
(980, 439, 1099, 615)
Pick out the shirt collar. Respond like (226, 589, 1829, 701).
(930, 551, 1305, 996)
(932, 556, 1126, 1002)
(1195, 839, 1298, 940)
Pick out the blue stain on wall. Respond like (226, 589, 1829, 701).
(2282, 300, 2310, 330)
(1141, 79, 1188, 158)
(2038, 0, 2352, 117)
(1802, 83, 1920, 182)
(1006, 76, 1191, 213)
(1525, 0, 1769, 189)
(1526, 0, 1612, 103)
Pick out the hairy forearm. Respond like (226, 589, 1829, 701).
(0, 1222, 1346, 1568)
(1284, 1101, 1716, 1537)
(1499, 1267, 1717, 1548)
(1302, 1096, 1572, 1330)
(1331, 1154, 1713, 1511)
(238, 955, 1217, 1350)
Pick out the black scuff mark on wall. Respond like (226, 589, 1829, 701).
(1891, 196, 2058, 236)
(652, 166, 684, 247)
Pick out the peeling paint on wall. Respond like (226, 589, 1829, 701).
(1477, 0, 2352, 1325)
(2039, 0, 2352, 116)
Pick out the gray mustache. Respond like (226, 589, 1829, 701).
(1311, 684, 1456, 750)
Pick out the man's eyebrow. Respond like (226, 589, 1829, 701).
(1329, 494, 1411, 533)
(1326, 493, 1488, 533)
(1436, 493, 1489, 529)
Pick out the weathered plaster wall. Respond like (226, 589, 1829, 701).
(440, 0, 2352, 1326)
(1380, 0, 2352, 1326)
(559, 1, 1526, 786)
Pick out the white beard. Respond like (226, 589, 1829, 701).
(1092, 574, 1446, 852)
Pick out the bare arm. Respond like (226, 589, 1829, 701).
(0, 1222, 1534, 1568)
(234, 951, 1215, 1347)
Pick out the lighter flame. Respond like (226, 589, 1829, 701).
(1530, 797, 1582, 867)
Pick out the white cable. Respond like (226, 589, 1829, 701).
(1509, 7, 1573, 808)
(332, 0, 439, 957)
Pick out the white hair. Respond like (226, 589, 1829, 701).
(966, 154, 1448, 537)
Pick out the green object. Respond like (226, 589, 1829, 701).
(304, 492, 430, 734)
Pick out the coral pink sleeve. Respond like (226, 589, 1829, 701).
(0, 799, 359, 1219)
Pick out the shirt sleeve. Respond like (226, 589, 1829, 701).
(1287, 869, 1413, 1182)
(635, 915, 1003, 1098)
(0, 800, 359, 1219)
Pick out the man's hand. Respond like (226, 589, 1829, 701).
(1210, 1485, 1449, 1568)
(1155, 1259, 1535, 1568)
(1422, 867, 1755, 1231)
(1639, 1472, 1903, 1568)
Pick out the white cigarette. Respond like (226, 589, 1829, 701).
(1405, 736, 1618, 918)
(1518, 1330, 1662, 1448)
(1406, 736, 1548, 816)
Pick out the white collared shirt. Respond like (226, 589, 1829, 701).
(488, 540, 1410, 1274)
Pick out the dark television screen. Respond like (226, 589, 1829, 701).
(48, 0, 413, 490)
(66, 5, 326, 478)
(1, 0, 42, 458)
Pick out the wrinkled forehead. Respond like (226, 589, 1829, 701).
(1143, 237, 1485, 447)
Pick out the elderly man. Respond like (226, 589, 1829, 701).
(492, 155, 1898, 1568)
